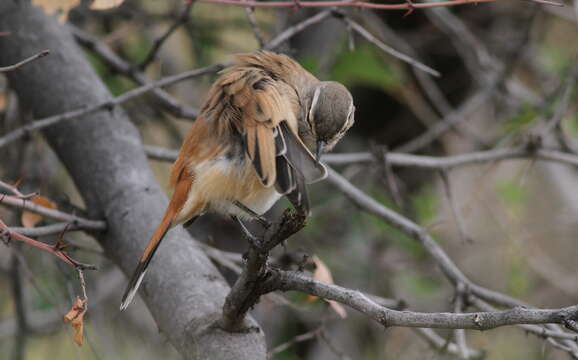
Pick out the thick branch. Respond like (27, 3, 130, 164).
(0, 4, 265, 359)
(221, 209, 307, 331)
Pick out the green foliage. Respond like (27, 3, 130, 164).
(503, 105, 537, 135)
(329, 45, 401, 90)
(411, 185, 439, 226)
(539, 43, 575, 76)
(399, 272, 443, 297)
(85, 51, 132, 96)
(506, 254, 530, 298)
(495, 180, 527, 218)
(566, 108, 578, 139)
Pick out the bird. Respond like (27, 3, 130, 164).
(120, 51, 355, 310)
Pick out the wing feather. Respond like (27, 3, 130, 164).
(210, 58, 325, 209)
(279, 121, 327, 184)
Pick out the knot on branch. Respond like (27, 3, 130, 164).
(221, 207, 308, 332)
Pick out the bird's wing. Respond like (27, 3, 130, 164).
(205, 67, 326, 201)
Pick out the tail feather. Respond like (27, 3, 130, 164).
(120, 212, 173, 310)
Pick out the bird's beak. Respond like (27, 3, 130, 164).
(316, 140, 324, 162)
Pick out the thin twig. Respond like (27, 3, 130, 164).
(7, 223, 97, 237)
(439, 170, 472, 243)
(0, 50, 49, 73)
(0, 221, 96, 270)
(0, 63, 224, 149)
(263, 10, 333, 50)
(453, 283, 470, 359)
(146, 144, 578, 172)
(199, 0, 563, 10)
(71, 26, 200, 120)
(0, 195, 106, 231)
(0, 180, 37, 199)
(269, 326, 320, 357)
(414, 328, 483, 359)
(265, 269, 578, 330)
(243, 1, 267, 48)
(138, 1, 195, 69)
(340, 15, 439, 77)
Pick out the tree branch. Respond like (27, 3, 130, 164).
(265, 270, 578, 331)
(0, 50, 49, 72)
(0, 3, 266, 358)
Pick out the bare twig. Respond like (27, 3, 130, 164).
(243, 1, 267, 48)
(199, 0, 563, 10)
(71, 26, 201, 120)
(415, 328, 483, 359)
(147, 143, 578, 172)
(265, 269, 578, 330)
(317, 328, 352, 360)
(139, 1, 195, 69)
(540, 57, 578, 135)
(269, 326, 321, 357)
(7, 223, 97, 237)
(340, 15, 439, 77)
(453, 283, 470, 359)
(439, 170, 472, 243)
(0, 180, 37, 199)
(0, 63, 224, 149)
(0, 220, 96, 270)
(0, 50, 49, 73)
(0, 195, 106, 231)
(263, 10, 333, 50)
(221, 209, 307, 331)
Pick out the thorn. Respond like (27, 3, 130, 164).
(403, 0, 415, 17)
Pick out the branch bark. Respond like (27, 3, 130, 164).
(0, 3, 265, 359)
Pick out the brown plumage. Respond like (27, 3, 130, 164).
(120, 51, 354, 310)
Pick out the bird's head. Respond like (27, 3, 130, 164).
(306, 81, 355, 160)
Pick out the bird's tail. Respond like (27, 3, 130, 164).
(120, 211, 173, 310)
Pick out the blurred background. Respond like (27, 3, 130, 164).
(2, 0, 578, 359)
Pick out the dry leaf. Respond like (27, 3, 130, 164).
(21, 195, 58, 228)
(306, 256, 347, 318)
(63, 296, 87, 346)
(32, 0, 80, 23)
(89, 0, 125, 10)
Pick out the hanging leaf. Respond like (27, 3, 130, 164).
(21, 195, 58, 228)
(306, 256, 347, 319)
(32, 0, 80, 23)
(63, 296, 87, 346)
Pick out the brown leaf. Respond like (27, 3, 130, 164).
(89, 0, 125, 10)
(306, 256, 347, 319)
(63, 296, 87, 346)
(21, 195, 57, 228)
(32, 0, 81, 23)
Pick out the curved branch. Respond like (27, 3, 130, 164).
(266, 270, 578, 331)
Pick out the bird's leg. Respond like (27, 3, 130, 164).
(231, 215, 260, 249)
(233, 201, 271, 228)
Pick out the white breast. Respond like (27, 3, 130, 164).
(184, 157, 283, 221)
